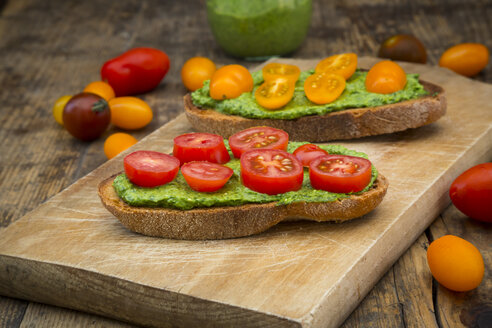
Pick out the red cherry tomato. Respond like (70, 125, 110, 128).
(101, 47, 170, 96)
(173, 133, 230, 164)
(228, 127, 289, 159)
(240, 149, 303, 195)
(181, 161, 233, 192)
(449, 163, 492, 222)
(293, 144, 329, 167)
(309, 155, 372, 193)
(62, 93, 111, 141)
(124, 151, 180, 187)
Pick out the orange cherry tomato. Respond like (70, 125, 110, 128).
(315, 53, 358, 80)
(181, 57, 216, 91)
(181, 161, 233, 192)
(262, 63, 301, 82)
(427, 235, 484, 292)
(439, 43, 489, 77)
(255, 78, 295, 110)
(365, 60, 407, 94)
(108, 97, 153, 130)
(52, 95, 71, 125)
(104, 132, 138, 159)
(209, 64, 253, 100)
(83, 81, 115, 101)
(304, 72, 346, 104)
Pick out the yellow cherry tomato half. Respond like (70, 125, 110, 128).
(255, 78, 295, 110)
(209, 64, 254, 100)
(181, 57, 216, 91)
(315, 53, 358, 80)
(262, 63, 301, 82)
(365, 60, 407, 94)
(83, 81, 115, 101)
(108, 97, 153, 130)
(439, 43, 489, 77)
(427, 235, 484, 292)
(104, 132, 138, 159)
(304, 72, 346, 105)
(52, 95, 72, 125)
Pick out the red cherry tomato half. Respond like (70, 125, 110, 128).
(181, 161, 233, 192)
(101, 47, 170, 96)
(449, 163, 492, 223)
(293, 144, 329, 167)
(124, 150, 180, 187)
(173, 132, 230, 164)
(240, 149, 303, 195)
(309, 155, 372, 193)
(228, 126, 289, 159)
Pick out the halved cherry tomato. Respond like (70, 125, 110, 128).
(304, 73, 346, 104)
(255, 78, 295, 110)
(439, 43, 489, 77)
(181, 161, 233, 192)
(365, 60, 407, 94)
(315, 53, 358, 80)
(173, 132, 230, 164)
(124, 150, 180, 187)
(309, 155, 372, 193)
(181, 57, 216, 91)
(83, 81, 115, 101)
(108, 97, 153, 130)
(228, 127, 289, 159)
(293, 144, 329, 167)
(209, 64, 254, 100)
(262, 63, 301, 82)
(241, 149, 303, 195)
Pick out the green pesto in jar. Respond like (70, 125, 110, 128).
(191, 70, 428, 120)
(113, 142, 378, 210)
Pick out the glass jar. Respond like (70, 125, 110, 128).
(206, 0, 312, 60)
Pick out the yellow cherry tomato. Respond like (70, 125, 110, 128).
(315, 53, 358, 80)
(365, 60, 407, 94)
(255, 78, 295, 110)
(52, 95, 71, 125)
(83, 81, 115, 101)
(109, 97, 153, 130)
(104, 132, 138, 159)
(427, 235, 484, 292)
(181, 57, 217, 91)
(304, 72, 346, 104)
(262, 63, 301, 82)
(209, 64, 253, 100)
(439, 43, 489, 77)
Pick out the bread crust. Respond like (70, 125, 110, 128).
(98, 174, 388, 240)
(184, 80, 446, 142)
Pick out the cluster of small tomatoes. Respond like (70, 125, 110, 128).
(123, 126, 373, 196)
(53, 47, 170, 159)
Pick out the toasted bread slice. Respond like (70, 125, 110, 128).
(184, 80, 446, 142)
(98, 174, 388, 240)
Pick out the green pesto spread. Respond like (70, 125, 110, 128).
(113, 142, 378, 210)
(191, 70, 428, 120)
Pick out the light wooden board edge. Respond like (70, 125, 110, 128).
(0, 255, 299, 328)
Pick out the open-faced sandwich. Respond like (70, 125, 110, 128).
(184, 53, 446, 142)
(98, 127, 388, 240)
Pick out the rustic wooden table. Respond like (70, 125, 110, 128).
(0, 0, 490, 327)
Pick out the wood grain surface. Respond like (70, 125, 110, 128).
(0, 0, 491, 327)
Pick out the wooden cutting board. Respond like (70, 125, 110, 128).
(0, 58, 491, 328)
